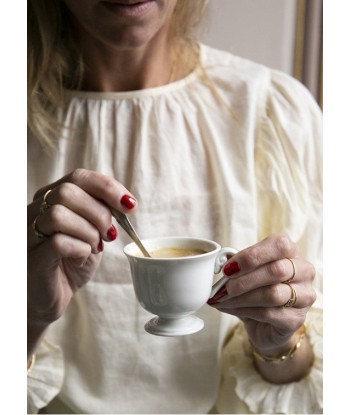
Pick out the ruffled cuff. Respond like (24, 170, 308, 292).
(27, 338, 64, 414)
(217, 308, 322, 414)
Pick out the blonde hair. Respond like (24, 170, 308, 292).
(28, 0, 209, 148)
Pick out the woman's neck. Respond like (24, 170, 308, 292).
(82, 45, 176, 92)
(72, 22, 177, 92)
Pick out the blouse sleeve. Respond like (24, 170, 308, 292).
(255, 69, 323, 299)
(27, 338, 64, 414)
(216, 70, 323, 414)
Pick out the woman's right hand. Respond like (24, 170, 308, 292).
(27, 169, 137, 356)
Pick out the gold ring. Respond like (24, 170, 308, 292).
(32, 216, 47, 239)
(282, 282, 297, 308)
(39, 189, 52, 214)
(283, 258, 296, 283)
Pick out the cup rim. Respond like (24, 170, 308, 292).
(123, 236, 221, 260)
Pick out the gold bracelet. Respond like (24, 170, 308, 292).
(250, 325, 306, 364)
(27, 354, 36, 374)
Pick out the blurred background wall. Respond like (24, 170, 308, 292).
(201, 0, 323, 107)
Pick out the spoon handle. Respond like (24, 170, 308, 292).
(110, 208, 151, 258)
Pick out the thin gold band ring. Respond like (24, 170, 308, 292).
(33, 189, 52, 239)
(32, 216, 47, 239)
(282, 282, 297, 308)
(39, 189, 52, 214)
(283, 257, 296, 283)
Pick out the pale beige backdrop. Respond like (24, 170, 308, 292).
(202, 0, 323, 106)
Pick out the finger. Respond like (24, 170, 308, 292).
(222, 234, 298, 279)
(214, 305, 306, 331)
(28, 181, 120, 251)
(33, 169, 137, 213)
(28, 204, 103, 253)
(223, 257, 315, 297)
(30, 183, 118, 242)
(28, 233, 95, 274)
(210, 282, 315, 309)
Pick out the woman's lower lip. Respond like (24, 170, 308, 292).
(100, 1, 154, 17)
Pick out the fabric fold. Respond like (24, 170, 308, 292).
(27, 339, 64, 414)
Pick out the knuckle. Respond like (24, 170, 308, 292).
(56, 182, 78, 202)
(52, 235, 73, 257)
(274, 233, 292, 256)
(49, 204, 67, 229)
(102, 176, 121, 199)
(243, 247, 261, 269)
(49, 233, 66, 253)
(268, 284, 285, 303)
(267, 259, 287, 279)
(307, 287, 317, 306)
(307, 262, 316, 281)
(68, 168, 89, 184)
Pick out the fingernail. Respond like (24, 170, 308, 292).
(107, 225, 118, 241)
(98, 239, 104, 252)
(121, 195, 136, 209)
(207, 286, 228, 305)
(223, 261, 240, 276)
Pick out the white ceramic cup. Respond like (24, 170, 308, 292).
(124, 236, 238, 336)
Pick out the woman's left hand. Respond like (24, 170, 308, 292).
(208, 233, 317, 355)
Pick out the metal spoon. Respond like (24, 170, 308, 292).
(110, 208, 151, 258)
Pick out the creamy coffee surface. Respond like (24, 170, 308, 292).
(148, 247, 207, 258)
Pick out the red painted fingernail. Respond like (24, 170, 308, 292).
(98, 239, 104, 252)
(107, 225, 118, 241)
(207, 286, 228, 305)
(223, 261, 240, 276)
(121, 195, 136, 209)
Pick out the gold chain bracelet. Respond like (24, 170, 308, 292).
(250, 324, 306, 364)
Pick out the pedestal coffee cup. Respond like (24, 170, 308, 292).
(124, 236, 238, 336)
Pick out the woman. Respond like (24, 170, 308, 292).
(27, 0, 322, 413)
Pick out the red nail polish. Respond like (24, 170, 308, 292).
(121, 195, 136, 209)
(107, 225, 118, 241)
(98, 239, 104, 252)
(207, 286, 228, 305)
(223, 261, 240, 276)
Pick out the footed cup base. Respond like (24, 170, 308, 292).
(144, 315, 204, 337)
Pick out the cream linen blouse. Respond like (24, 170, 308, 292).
(27, 44, 323, 414)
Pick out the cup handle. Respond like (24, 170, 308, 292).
(210, 247, 239, 298)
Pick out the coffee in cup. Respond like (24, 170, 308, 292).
(145, 246, 207, 258)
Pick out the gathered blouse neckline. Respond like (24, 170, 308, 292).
(64, 46, 204, 101)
